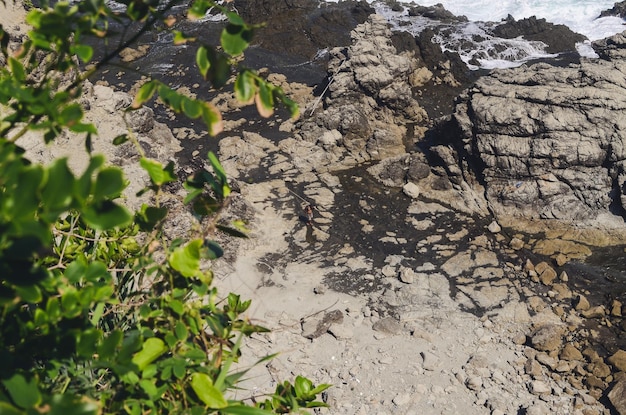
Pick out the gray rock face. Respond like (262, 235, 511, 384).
(450, 58, 626, 221)
(298, 14, 428, 167)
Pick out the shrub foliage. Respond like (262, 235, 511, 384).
(0, 0, 328, 414)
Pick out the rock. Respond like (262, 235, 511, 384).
(560, 343, 583, 361)
(450, 57, 626, 223)
(392, 392, 411, 406)
(403, 182, 421, 199)
(554, 253, 568, 267)
(587, 361, 612, 378)
(299, 14, 428, 166)
(539, 265, 558, 286)
(575, 294, 591, 311)
(398, 266, 416, 284)
(609, 350, 626, 372)
(465, 376, 483, 391)
(608, 379, 626, 415)
(493, 15, 586, 54)
(529, 380, 551, 395)
(487, 220, 501, 233)
(420, 351, 439, 371)
(301, 309, 344, 339)
(372, 317, 403, 335)
(509, 237, 524, 250)
(612, 300, 623, 317)
(531, 325, 565, 352)
(582, 305, 606, 319)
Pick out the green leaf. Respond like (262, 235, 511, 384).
(132, 80, 158, 109)
(168, 239, 203, 278)
(207, 151, 230, 198)
(202, 240, 223, 260)
(136, 204, 168, 231)
(132, 337, 167, 371)
(220, 23, 253, 56)
(1, 374, 41, 409)
(15, 285, 42, 303)
(58, 103, 84, 127)
(8, 57, 25, 82)
(70, 44, 93, 63)
(175, 321, 188, 341)
(0, 401, 24, 415)
(112, 134, 129, 145)
(234, 70, 256, 104)
(46, 394, 99, 415)
(220, 406, 274, 415)
(82, 201, 133, 230)
(181, 97, 203, 119)
(255, 80, 274, 118)
(189, 373, 227, 409)
(93, 167, 126, 200)
(140, 158, 176, 186)
(98, 329, 123, 359)
(139, 379, 159, 399)
(196, 46, 210, 79)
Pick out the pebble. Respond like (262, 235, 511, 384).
(421, 351, 439, 371)
(530, 380, 552, 395)
(488, 220, 502, 233)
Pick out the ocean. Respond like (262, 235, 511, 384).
(327, 0, 626, 69)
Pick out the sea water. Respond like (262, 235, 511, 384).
(326, 0, 626, 68)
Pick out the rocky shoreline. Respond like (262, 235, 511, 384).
(7, 0, 626, 413)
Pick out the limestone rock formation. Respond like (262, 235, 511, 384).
(297, 14, 429, 168)
(448, 58, 626, 223)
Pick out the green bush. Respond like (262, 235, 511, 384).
(0, 0, 328, 414)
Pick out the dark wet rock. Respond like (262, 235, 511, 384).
(600, 1, 626, 18)
(408, 4, 467, 23)
(234, 0, 374, 60)
(493, 15, 587, 54)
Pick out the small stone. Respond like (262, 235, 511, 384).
(560, 343, 583, 361)
(509, 237, 524, 250)
(531, 325, 565, 352)
(529, 380, 551, 395)
(513, 333, 527, 345)
(466, 376, 483, 391)
(587, 361, 611, 378)
(539, 265, 558, 286)
(488, 220, 501, 233)
(392, 393, 411, 406)
(421, 351, 439, 371)
(608, 349, 626, 372)
(575, 294, 591, 311)
(608, 380, 626, 415)
(582, 305, 605, 319)
(372, 317, 403, 335)
(559, 271, 569, 282)
(525, 358, 543, 378)
(403, 182, 420, 198)
(612, 300, 623, 317)
(554, 253, 568, 267)
(399, 267, 416, 284)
